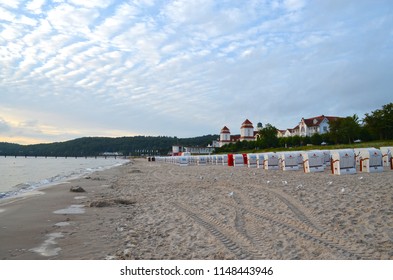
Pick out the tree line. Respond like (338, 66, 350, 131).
(0, 134, 219, 157)
(215, 102, 393, 153)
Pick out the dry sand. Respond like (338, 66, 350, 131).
(1, 158, 392, 260)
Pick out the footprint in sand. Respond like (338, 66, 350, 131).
(30, 232, 64, 257)
(53, 205, 85, 214)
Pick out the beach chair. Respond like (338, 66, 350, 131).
(354, 148, 375, 166)
(380, 147, 392, 168)
(227, 154, 234, 166)
(256, 153, 265, 168)
(222, 155, 228, 166)
(233, 154, 245, 167)
(302, 151, 325, 173)
(359, 148, 383, 173)
(178, 156, 189, 166)
(280, 152, 299, 171)
(247, 154, 258, 168)
(321, 150, 331, 167)
(330, 149, 356, 175)
(197, 156, 207, 165)
(242, 154, 248, 165)
(263, 153, 279, 170)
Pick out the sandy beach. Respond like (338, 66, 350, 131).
(1, 158, 392, 260)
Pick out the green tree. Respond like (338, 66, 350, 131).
(363, 103, 393, 140)
(341, 114, 361, 144)
(310, 133, 323, 145)
(256, 123, 279, 148)
(327, 115, 361, 144)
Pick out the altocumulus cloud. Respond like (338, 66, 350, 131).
(0, 0, 392, 144)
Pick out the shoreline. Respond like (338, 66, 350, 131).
(0, 157, 129, 201)
(1, 158, 392, 260)
(0, 161, 132, 259)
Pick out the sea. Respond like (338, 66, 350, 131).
(0, 156, 129, 200)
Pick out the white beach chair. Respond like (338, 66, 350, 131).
(380, 147, 392, 168)
(280, 152, 299, 171)
(358, 148, 383, 173)
(222, 155, 228, 165)
(302, 151, 325, 173)
(354, 148, 375, 166)
(330, 149, 357, 175)
(233, 154, 244, 167)
(247, 154, 258, 168)
(321, 150, 331, 167)
(256, 153, 265, 168)
(263, 153, 279, 170)
(178, 156, 189, 166)
(197, 156, 207, 165)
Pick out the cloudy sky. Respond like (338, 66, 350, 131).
(0, 0, 392, 144)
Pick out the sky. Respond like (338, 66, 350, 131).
(0, 0, 392, 144)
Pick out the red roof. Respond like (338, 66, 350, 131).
(220, 126, 230, 133)
(302, 115, 340, 127)
(241, 119, 253, 128)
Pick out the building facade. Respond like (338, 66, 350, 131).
(278, 115, 341, 138)
(240, 119, 255, 141)
(219, 119, 260, 147)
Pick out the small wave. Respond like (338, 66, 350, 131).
(1, 159, 129, 200)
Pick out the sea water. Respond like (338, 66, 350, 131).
(0, 156, 129, 199)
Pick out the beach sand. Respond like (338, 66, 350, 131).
(1, 158, 392, 260)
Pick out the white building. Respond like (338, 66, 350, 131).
(240, 119, 255, 141)
(219, 126, 231, 147)
(219, 119, 260, 147)
(278, 115, 341, 138)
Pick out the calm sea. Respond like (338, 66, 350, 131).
(0, 156, 129, 199)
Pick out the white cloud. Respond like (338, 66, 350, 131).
(17, 15, 38, 26)
(284, 0, 305, 11)
(0, 0, 22, 9)
(0, 25, 23, 41)
(0, 6, 15, 22)
(26, 0, 46, 14)
(67, 0, 113, 9)
(22, 19, 53, 46)
(46, 3, 98, 36)
(91, 2, 139, 41)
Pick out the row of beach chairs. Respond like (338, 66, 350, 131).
(155, 147, 392, 175)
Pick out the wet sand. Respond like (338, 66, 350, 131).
(1, 159, 392, 260)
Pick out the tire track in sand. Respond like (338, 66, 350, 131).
(259, 186, 327, 232)
(223, 190, 374, 260)
(173, 202, 264, 259)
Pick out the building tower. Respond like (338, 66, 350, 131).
(256, 122, 263, 140)
(219, 126, 231, 147)
(240, 119, 254, 141)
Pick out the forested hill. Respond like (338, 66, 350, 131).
(0, 135, 219, 157)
